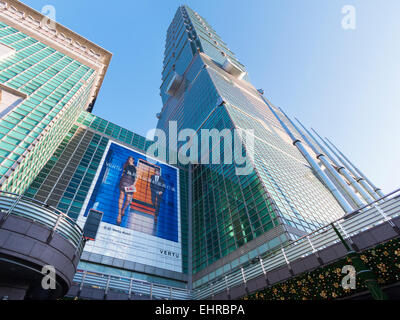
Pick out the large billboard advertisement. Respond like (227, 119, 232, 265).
(78, 141, 181, 273)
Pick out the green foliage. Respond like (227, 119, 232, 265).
(243, 238, 400, 300)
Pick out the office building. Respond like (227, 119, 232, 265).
(0, 2, 387, 300)
(157, 5, 384, 292)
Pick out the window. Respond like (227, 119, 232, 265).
(0, 43, 16, 62)
(0, 84, 26, 118)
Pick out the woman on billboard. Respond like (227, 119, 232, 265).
(117, 156, 137, 225)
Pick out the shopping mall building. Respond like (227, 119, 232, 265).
(0, 0, 398, 300)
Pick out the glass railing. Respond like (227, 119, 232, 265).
(194, 188, 400, 299)
(0, 191, 85, 256)
(72, 269, 192, 300)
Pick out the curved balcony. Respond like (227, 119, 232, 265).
(0, 191, 85, 300)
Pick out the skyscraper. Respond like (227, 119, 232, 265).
(0, 0, 111, 195)
(157, 5, 383, 292)
(0, 0, 111, 299)
(0, 1, 389, 300)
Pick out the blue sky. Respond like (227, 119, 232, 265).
(23, 0, 400, 193)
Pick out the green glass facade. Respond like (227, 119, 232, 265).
(191, 105, 280, 274)
(25, 111, 190, 286)
(0, 2, 385, 298)
(0, 5, 189, 291)
(0, 20, 96, 194)
(157, 6, 346, 289)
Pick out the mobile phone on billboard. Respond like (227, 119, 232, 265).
(124, 185, 137, 193)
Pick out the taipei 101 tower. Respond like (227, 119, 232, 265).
(156, 5, 384, 291)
